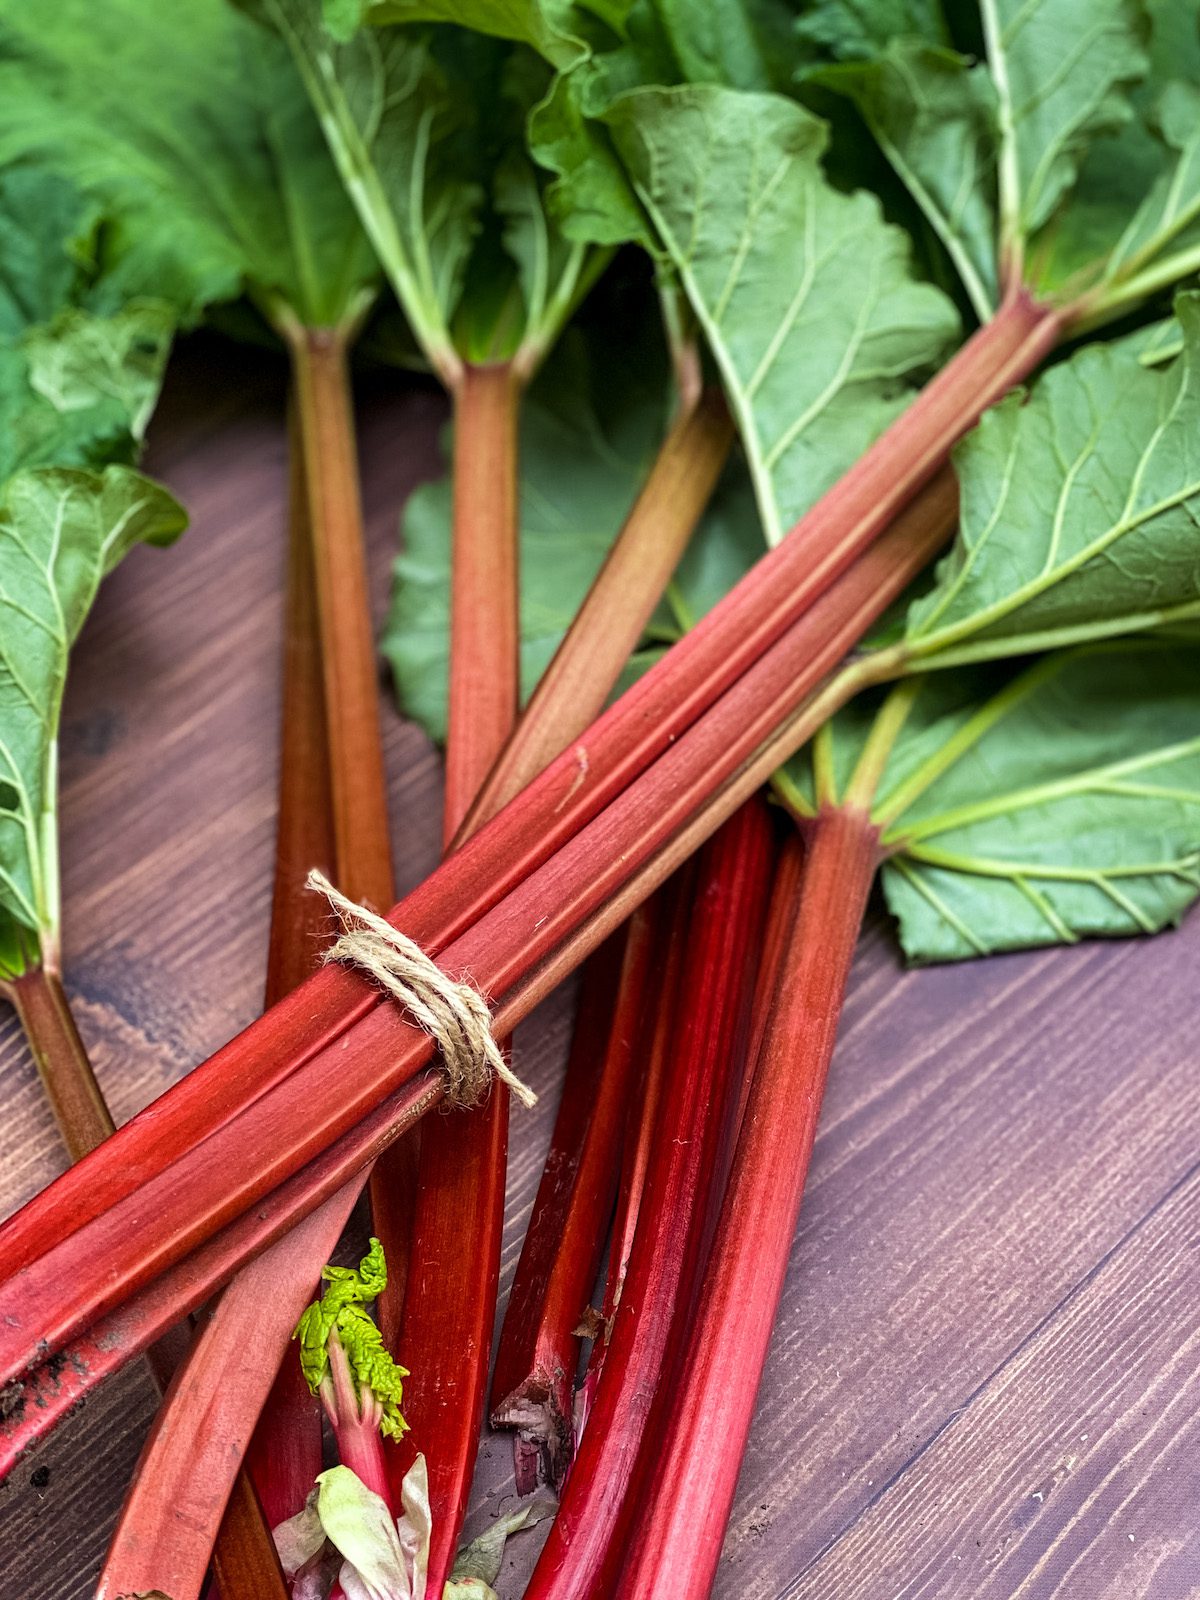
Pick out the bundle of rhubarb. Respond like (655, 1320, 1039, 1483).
(0, 0, 1198, 1596)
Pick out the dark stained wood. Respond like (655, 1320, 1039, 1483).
(1, 333, 1198, 1599)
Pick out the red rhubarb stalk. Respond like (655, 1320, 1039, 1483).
(101, 324, 400, 1598)
(461, 386, 734, 834)
(213, 400, 335, 1596)
(489, 902, 661, 1491)
(576, 866, 697, 1438)
(381, 358, 523, 1595)
(237, 395, 334, 1548)
(612, 804, 880, 1600)
(443, 362, 521, 841)
(0, 640, 895, 1486)
(521, 799, 776, 1600)
(0, 293, 1047, 1283)
(0, 471, 958, 1398)
(284, 323, 394, 908)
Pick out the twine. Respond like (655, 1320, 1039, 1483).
(307, 870, 536, 1109)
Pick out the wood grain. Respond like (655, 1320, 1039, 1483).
(1, 334, 1198, 1600)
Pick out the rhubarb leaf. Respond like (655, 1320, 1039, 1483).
(796, 0, 950, 60)
(313, 1457, 431, 1600)
(255, 0, 600, 383)
(0, 0, 380, 330)
(602, 85, 959, 542)
(810, 43, 1000, 320)
(875, 644, 1200, 961)
(811, 1, 1182, 312)
(897, 291, 1200, 665)
(294, 1239, 409, 1440)
(529, 1, 815, 258)
(353, 0, 596, 66)
(979, 0, 1145, 244)
(1025, 2, 1200, 305)
(0, 467, 186, 975)
(0, 167, 174, 481)
(450, 1496, 556, 1587)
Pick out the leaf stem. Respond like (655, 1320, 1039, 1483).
(286, 326, 394, 910)
(979, 0, 1025, 290)
(4, 965, 109, 1161)
(460, 386, 734, 834)
(443, 361, 522, 843)
(1062, 240, 1200, 335)
(612, 805, 879, 1600)
(379, 358, 524, 1594)
(843, 675, 926, 811)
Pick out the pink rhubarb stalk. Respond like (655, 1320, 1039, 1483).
(520, 799, 776, 1600)
(0, 294, 1052, 1287)
(614, 806, 880, 1600)
(0, 473, 958, 1413)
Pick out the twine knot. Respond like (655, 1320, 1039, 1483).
(308, 871, 535, 1109)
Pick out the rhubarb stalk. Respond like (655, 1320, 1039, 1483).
(239, 397, 333, 1546)
(100, 325, 398, 1599)
(0, 291, 1045, 1278)
(613, 803, 881, 1600)
(0, 470, 959, 1402)
(489, 903, 661, 1491)
(461, 385, 734, 834)
(575, 875, 695, 1438)
(381, 357, 522, 1595)
(521, 799, 776, 1600)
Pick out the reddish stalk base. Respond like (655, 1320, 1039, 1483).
(489, 904, 660, 1490)
(522, 801, 777, 1600)
(576, 873, 695, 1439)
(614, 807, 879, 1600)
(373, 359, 523, 1595)
(5, 966, 112, 1159)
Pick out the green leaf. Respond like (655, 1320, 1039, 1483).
(796, 0, 950, 62)
(258, 0, 600, 380)
(450, 1495, 557, 1586)
(811, 43, 1000, 321)
(897, 291, 1200, 665)
(812, 2, 1182, 314)
(249, 0, 484, 374)
(294, 1238, 409, 1440)
(1027, 0, 1200, 308)
(0, 0, 379, 330)
(357, 0, 595, 67)
(602, 84, 959, 542)
(527, 0, 804, 257)
(0, 167, 175, 481)
(0, 467, 186, 972)
(980, 0, 1146, 245)
(875, 644, 1200, 961)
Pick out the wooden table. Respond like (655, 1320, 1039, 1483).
(2, 336, 1198, 1600)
